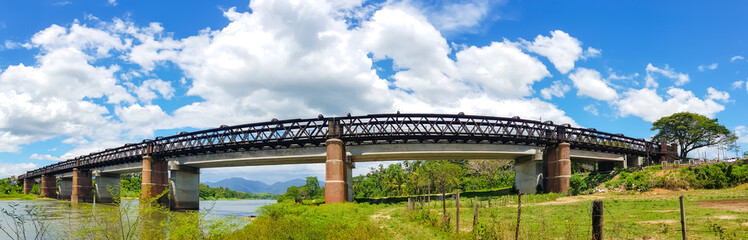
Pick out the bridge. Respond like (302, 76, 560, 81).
(16, 113, 676, 210)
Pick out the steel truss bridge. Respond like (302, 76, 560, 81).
(19, 113, 666, 180)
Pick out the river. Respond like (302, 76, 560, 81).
(0, 199, 276, 239)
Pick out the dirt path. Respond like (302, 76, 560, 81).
(695, 198, 748, 212)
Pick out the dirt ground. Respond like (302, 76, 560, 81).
(695, 198, 748, 212)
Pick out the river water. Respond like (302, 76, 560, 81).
(0, 199, 276, 239)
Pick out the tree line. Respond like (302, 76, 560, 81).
(352, 160, 516, 200)
(120, 174, 276, 200)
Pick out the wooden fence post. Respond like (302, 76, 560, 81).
(680, 195, 687, 240)
(592, 200, 603, 240)
(473, 196, 479, 230)
(456, 189, 460, 234)
(515, 193, 522, 240)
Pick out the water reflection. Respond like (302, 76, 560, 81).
(0, 199, 276, 239)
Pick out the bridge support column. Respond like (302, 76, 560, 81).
(72, 168, 93, 203)
(94, 172, 120, 203)
(544, 142, 571, 194)
(40, 175, 57, 198)
(514, 151, 543, 194)
(142, 155, 169, 205)
(325, 139, 349, 203)
(169, 164, 200, 210)
(23, 179, 33, 195)
(58, 177, 72, 200)
(626, 155, 643, 168)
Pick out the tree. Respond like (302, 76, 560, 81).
(465, 160, 511, 188)
(727, 141, 741, 159)
(428, 161, 460, 225)
(303, 177, 321, 199)
(652, 112, 736, 160)
(285, 186, 301, 202)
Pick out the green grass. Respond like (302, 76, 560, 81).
(225, 186, 748, 239)
(0, 192, 37, 200)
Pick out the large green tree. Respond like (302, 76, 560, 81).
(652, 112, 736, 160)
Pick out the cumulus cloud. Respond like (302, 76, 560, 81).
(583, 104, 599, 116)
(697, 63, 718, 71)
(540, 80, 570, 100)
(706, 87, 730, 102)
(0, 162, 37, 179)
(424, 0, 493, 32)
(1, 0, 583, 173)
(30, 153, 62, 161)
(731, 56, 744, 62)
(582, 47, 601, 59)
(732, 80, 745, 90)
(568, 68, 618, 101)
(616, 88, 724, 122)
(523, 30, 584, 74)
(644, 63, 689, 88)
(735, 126, 748, 144)
(455, 40, 550, 99)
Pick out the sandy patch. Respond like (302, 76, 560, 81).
(371, 209, 393, 220)
(742, 222, 748, 227)
(646, 188, 676, 195)
(696, 199, 748, 212)
(711, 215, 737, 220)
(637, 220, 677, 224)
(535, 195, 604, 206)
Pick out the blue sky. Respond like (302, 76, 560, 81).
(0, 0, 746, 183)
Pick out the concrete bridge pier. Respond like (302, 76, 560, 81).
(23, 178, 33, 195)
(40, 175, 57, 198)
(325, 139, 351, 203)
(544, 142, 571, 194)
(514, 150, 544, 194)
(57, 177, 72, 200)
(141, 155, 169, 205)
(626, 155, 642, 168)
(94, 172, 120, 203)
(169, 164, 200, 210)
(72, 168, 93, 203)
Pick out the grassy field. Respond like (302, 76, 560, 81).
(226, 185, 748, 239)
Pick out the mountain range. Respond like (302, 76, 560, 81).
(204, 177, 323, 194)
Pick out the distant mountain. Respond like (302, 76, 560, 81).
(204, 178, 320, 194)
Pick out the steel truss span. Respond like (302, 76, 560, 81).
(20, 113, 660, 179)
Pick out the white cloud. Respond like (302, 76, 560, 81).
(130, 79, 175, 103)
(645, 63, 689, 88)
(30, 153, 62, 161)
(425, 0, 492, 32)
(108, 0, 117, 6)
(540, 80, 570, 100)
(583, 104, 599, 116)
(731, 55, 744, 62)
(616, 88, 724, 122)
(732, 80, 745, 90)
(568, 68, 618, 101)
(455, 40, 550, 99)
(0, 0, 583, 179)
(697, 63, 718, 71)
(735, 126, 748, 144)
(582, 47, 601, 59)
(53, 1, 72, 6)
(706, 87, 730, 102)
(523, 30, 584, 74)
(0, 162, 37, 179)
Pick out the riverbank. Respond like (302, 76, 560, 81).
(222, 185, 748, 239)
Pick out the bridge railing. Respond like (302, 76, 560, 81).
(20, 113, 661, 179)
